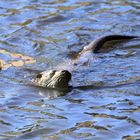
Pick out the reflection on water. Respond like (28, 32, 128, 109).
(0, 0, 140, 139)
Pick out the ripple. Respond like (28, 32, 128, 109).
(0, 0, 140, 139)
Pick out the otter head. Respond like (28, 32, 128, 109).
(33, 70, 71, 89)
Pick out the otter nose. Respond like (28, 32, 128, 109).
(61, 70, 71, 74)
(61, 70, 71, 79)
(61, 70, 68, 73)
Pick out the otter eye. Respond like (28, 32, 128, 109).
(36, 73, 42, 78)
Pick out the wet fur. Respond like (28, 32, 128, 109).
(34, 35, 139, 89)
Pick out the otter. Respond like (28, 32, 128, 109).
(33, 70, 71, 89)
(32, 35, 139, 89)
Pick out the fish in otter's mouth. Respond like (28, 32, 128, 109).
(32, 70, 71, 89)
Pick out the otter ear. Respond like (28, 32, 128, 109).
(36, 73, 42, 78)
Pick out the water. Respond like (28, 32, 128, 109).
(0, 0, 140, 139)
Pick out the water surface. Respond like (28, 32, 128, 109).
(0, 0, 140, 139)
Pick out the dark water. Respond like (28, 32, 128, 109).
(0, 0, 140, 139)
